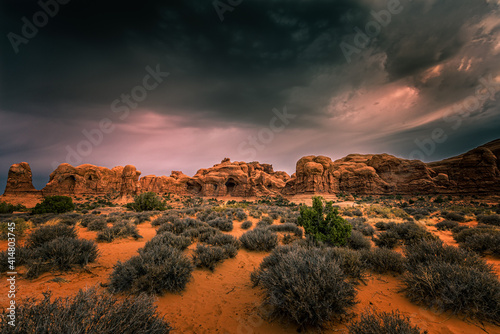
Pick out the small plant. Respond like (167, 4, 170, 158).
(96, 221, 142, 242)
(192, 245, 228, 271)
(0, 287, 172, 333)
(127, 192, 166, 212)
(267, 223, 303, 237)
(144, 232, 192, 251)
(477, 214, 500, 226)
(33, 196, 75, 214)
(241, 220, 253, 229)
(207, 218, 233, 232)
(239, 228, 278, 251)
(435, 220, 459, 231)
(297, 197, 351, 246)
(87, 219, 108, 231)
(348, 309, 427, 334)
(348, 230, 371, 250)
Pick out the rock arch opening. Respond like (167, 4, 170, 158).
(186, 180, 202, 194)
(225, 178, 238, 195)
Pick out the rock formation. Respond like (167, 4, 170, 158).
(3, 162, 38, 195)
(2, 138, 499, 201)
(41, 163, 141, 197)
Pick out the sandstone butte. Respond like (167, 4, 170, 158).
(2, 139, 499, 202)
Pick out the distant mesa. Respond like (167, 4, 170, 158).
(2, 139, 500, 201)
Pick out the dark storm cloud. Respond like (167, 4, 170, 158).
(1, 0, 500, 191)
(0, 0, 371, 126)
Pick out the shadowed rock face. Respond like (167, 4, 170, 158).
(3, 162, 38, 195)
(2, 139, 499, 199)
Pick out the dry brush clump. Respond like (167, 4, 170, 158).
(251, 245, 357, 329)
(402, 240, 500, 325)
(453, 227, 500, 256)
(360, 248, 406, 274)
(0, 224, 99, 279)
(373, 222, 436, 249)
(239, 228, 278, 251)
(348, 309, 427, 334)
(96, 221, 142, 242)
(109, 244, 193, 295)
(0, 287, 171, 333)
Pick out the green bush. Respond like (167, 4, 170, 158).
(127, 192, 166, 212)
(33, 196, 75, 214)
(0, 202, 26, 214)
(0, 287, 172, 333)
(348, 309, 427, 334)
(297, 197, 351, 246)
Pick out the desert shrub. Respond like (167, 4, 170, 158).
(348, 218, 374, 236)
(451, 225, 469, 234)
(347, 230, 371, 250)
(27, 237, 99, 278)
(373, 230, 400, 249)
(240, 228, 278, 251)
(454, 227, 500, 256)
(0, 202, 26, 214)
(256, 219, 273, 228)
(324, 247, 365, 280)
(297, 197, 352, 246)
(251, 246, 357, 328)
(207, 218, 233, 232)
(206, 233, 240, 258)
(374, 222, 435, 248)
(348, 309, 426, 334)
(0, 287, 172, 333)
(170, 218, 206, 234)
(477, 214, 500, 226)
(402, 262, 500, 324)
(442, 211, 465, 222)
(261, 215, 273, 224)
(360, 248, 405, 274)
(27, 224, 77, 249)
(144, 232, 191, 251)
(151, 214, 180, 227)
(130, 213, 154, 225)
(192, 245, 228, 271)
(392, 222, 436, 245)
(374, 222, 394, 231)
(241, 220, 252, 229)
(267, 223, 303, 237)
(0, 218, 30, 240)
(109, 244, 193, 295)
(96, 222, 141, 242)
(404, 240, 493, 272)
(196, 226, 220, 242)
(33, 196, 75, 214)
(127, 192, 166, 212)
(80, 214, 101, 228)
(235, 210, 247, 221)
(87, 219, 108, 231)
(435, 220, 459, 231)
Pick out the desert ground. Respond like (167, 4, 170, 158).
(1, 194, 499, 334)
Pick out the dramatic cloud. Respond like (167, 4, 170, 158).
(0, 0, 499, 189)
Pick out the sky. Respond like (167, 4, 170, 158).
(1, 0, 500, 190)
